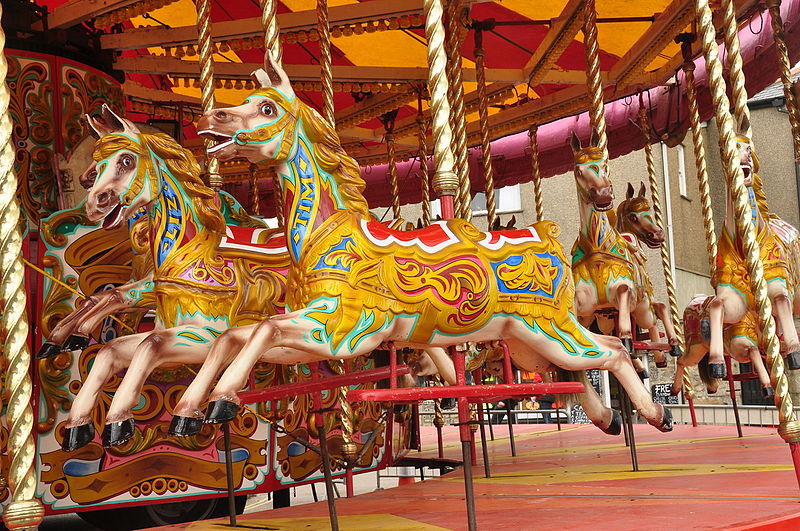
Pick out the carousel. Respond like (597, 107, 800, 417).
(2, 0, 800, 529)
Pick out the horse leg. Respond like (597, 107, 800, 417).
(62, 333, 146, 451)
(171, 326, 252, 435)
(769, 289, 800, 370)
(423, 347, 456, 385)
(706, 295, 727, 378)
(613, 284, 634, 355)
(102, 324, 226, 447)
(39, 292, 123, 358)
(653, 302, 682, 358)
(575, 373, 621, 436)
(748, 347, 774, 397)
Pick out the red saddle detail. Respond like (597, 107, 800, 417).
(364, 218, 454, 247)
(222, 225, 287, 253)
(483, 227, 537, 245)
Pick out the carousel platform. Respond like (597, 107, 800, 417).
(152, 422, 800, 531)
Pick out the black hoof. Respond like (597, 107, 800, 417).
(709, 362, 726, 379)
(204, 400, 239, 424)
(621, 337, 634, 355)
(654, 406, 673, 433)
(670, 344, 683, 358)
(62, 423, 95, 452)
(656, 359, 668, 368)
(169, 415, 203, 437)
(393, 404, 409, 414)
(101, 418, 135, 447)
(637, 369, 649, 381)
(763, 386, 775, 399)
(440, 397, 457, 410)
(37, 342, 62, 360)
(63, 334, 90, 352)
(787, 352, 800, 371)
(600, 409, 622, 436)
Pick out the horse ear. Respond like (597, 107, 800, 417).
(254, 51, 295, 97)
(87, 104, 137, 137)
(739, 114, 751, 136)
(638, 182, 647, 197)
(590, 129, 600, 148)
(570, 131, 581, 152)
(508, 214, 516, 229)
(85, 114, 102, 138)
(626, 182, 635, 199)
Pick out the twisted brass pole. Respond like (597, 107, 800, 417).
(386, 130, 401, 219)
(423, 0, 458, 214)
(528, 125, 545, 223)
(195, 0, 221, 189)
(445, 0, 471, 220)
(638, 105, 685, 357)
(720, 0, 752, 138)
(249, 163, 260, 216)
(766, 0, 800, 160)
(261, 0, 282, 63)
(695, 0, 800, 443)
(583, 0, 608, 155)
(0, 5, 45, 528)
(268, 167, 284, 226)
(417, 99, 432, 226)
(317, 0, 335, 126)
(473, 28, 496, 229)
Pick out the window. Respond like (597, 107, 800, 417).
(471, 184, 522, 216)
(677, 144, 688, 199)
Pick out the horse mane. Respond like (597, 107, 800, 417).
(615, 196, 649, 234)
(95, 133, 226, 235)
(294, 101, 371, 216)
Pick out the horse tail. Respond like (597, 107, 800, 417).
(697, 351, 716, 391)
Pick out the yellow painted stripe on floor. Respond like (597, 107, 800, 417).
(185, 514, 449, 530)
(441, 462, 794, 486)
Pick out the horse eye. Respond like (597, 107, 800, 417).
(261, 103, 275, 116)
(121, 154, 134, 167)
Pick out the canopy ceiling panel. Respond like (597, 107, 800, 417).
(36, 0, 799, 214)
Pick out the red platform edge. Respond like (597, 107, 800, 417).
(347, 382, 584, 403)
(727, 511, 800, 531)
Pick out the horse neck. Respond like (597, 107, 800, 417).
(276, 126, 351, 262)
(577, 196, 616, 249)
(724, 183, 765, 241)
(146, 156, 218, 271)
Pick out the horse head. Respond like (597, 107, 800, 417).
(85, 105, 157, 229)
(617, 182, 664, 249)
(735, 116, 758, 187)
(197, 54, 304, 164)
(570, 131, 614, 211)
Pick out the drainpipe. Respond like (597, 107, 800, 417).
(660, 142, 679, 286)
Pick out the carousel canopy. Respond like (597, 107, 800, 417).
(28, 0, 800, 212)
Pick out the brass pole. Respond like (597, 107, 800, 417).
(261, 0, 285, 226)
(638, 103, 685, 357)
(417, 91, 432, 226)
(249, 163, 260, 216)
(317, 0, 335, 126)
(695, 0, 800, 444)
(528, 125, 545, 223)
(386, 129, 401, 220)
(195, 0, 221, 189)
(268, 167, 284, 226)
(720, 0, 752, 138)
(583, 0, 608, 155)
(766, 0, 800, 160)
(423, 0, 458, 218)
(0, 4, 45, 527)
(473, 26, 497, 229)
(445, 0, 471, 220)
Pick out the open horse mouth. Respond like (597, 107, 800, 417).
(198, 129, 236, 158)
(102, 203, 124, 229)
(641, 236, 664, 249)
(741, 163, 752, 183)
(593, 200, 613, 211)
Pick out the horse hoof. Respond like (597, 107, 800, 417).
(62, 423, 95, 452)
(786, 352, 800, 371)
(652, 405, 673, 433)
(393, 404, 409, 414)
(670, 344, 683, 358)
(600, 409, 622, 436)
(169, 416, 203, 437)
(64, 334, 90, 352)
(37, 342, 62, 360)
(440, 397, 457, 410)
(763, 386, 775, 399)
(621, 338, 634, 355)
(102, 418, 135, 447)
(205, 400, 239, 424)
(637, 369, 649, 381)
(656, 360, 668, 368)
(709, 363, 726, 379)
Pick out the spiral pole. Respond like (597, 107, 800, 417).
(445, 0, 471, 220)
(0, 5, 45, 528)
(417, 94, 432, 226)
(766, 0, 800, 160)
(249, 164, 261, 216)
(638, 105, 685, 356)
(386, 130, 401, 219)
(528, 125, 545, 223)
(473, 27, 496, 229)
(695, 0, 800, 445)
(720, 0, 752, 138)
(261, 0, 283, 63)
(195, 0, 221, 189)
(317, 0, 335, 126)
(583, 0, 608, 155)
(423, 0, 458, 218)
(268, 167, 284, 226)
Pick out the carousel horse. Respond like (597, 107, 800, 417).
(48, 105, 290, 451)
(171, 54, 672, 434)
(705, 120, 800, 378)
(673, 295, 772, 396)
(614, 182, 682, 369)
(570, 133, 682, 379)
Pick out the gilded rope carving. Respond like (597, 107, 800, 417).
(695, 0, 800, 442)
(317, 0, 335, 126)
(583, 0, 608, 156)
(445, 0, 471, 220)
(417, 110, 431, 226)
(529, 125, 545, 223)
(195, 0, 221, 188)
(261, 0, 283, 63)
(720, 0, 752, 138)
(386, 130, 401, 219)
(0, 6, 45, 527)
(474, 32, 496, 229)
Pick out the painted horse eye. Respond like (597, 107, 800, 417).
(261, 103, 275, 116)
(121, 154, 134, 167)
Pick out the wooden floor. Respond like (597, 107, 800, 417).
(154, 422, 800, 530)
